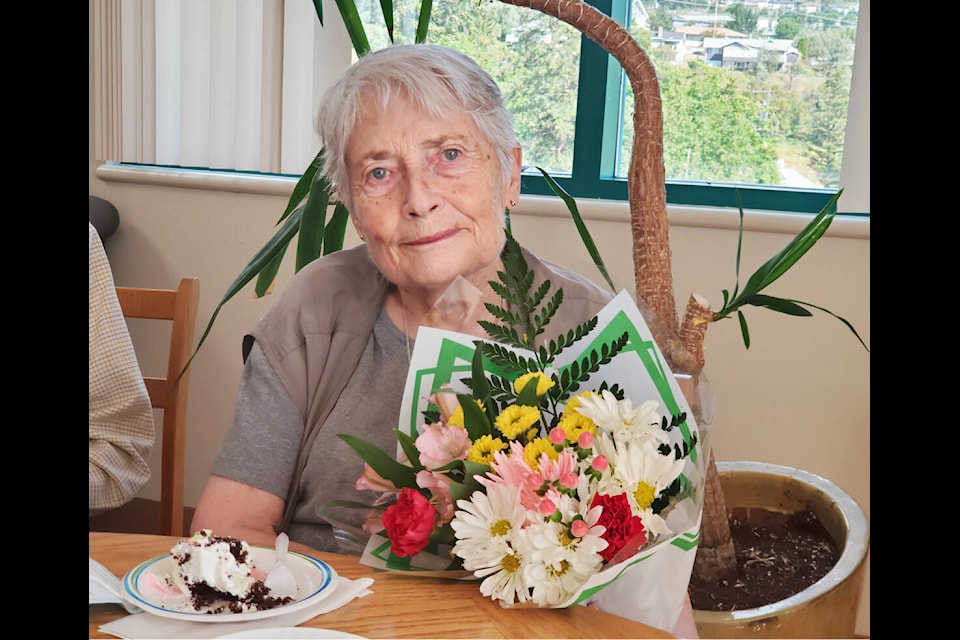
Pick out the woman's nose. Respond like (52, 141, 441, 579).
(402, 170, 442, 217)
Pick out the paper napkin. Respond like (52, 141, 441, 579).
(97, 576, 374, 640)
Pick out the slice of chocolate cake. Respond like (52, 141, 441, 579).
(166, 529, 294, 613)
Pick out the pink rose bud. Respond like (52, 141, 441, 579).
(560, 471, 579, 489)
(570, 519, 589, 538)
(591, 455, 609, 473)
(549, 427, 567, 445)
(577, 432, 594, 448)
(538, 498, 556, 515)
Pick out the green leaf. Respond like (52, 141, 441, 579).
(378, 0, 394, 41)
(295, 178, 331, 272)
(333, 0, 370, 56)
(738, 190, 842, 301)
(515, 376, 541, 407)
(536, 167, 616, 293)
(337, 433, 417, 488)
(737, 310, 750, 349)
(448, 462, 488, 504)
(710, 188, 866, 351)
(323, 202, 351, 255)
(742, 294, 813, 317)
(470, 346, 492, 398)
(780, 299, 870, 352)
(254, 243, 287, 298)
(415, 0, 432, 43)
(277, 150, 323, 225)
(182, 206, 303, 377)
(395, 429, 425, 472)
(460, 393, 492, 441)
(731, 190, 745, 301)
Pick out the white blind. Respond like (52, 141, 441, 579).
(92, 0, 352, 175)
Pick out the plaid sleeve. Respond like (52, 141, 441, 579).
(89, 223, 156, 515)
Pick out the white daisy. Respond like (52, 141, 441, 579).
(473, 537, 532, 605)
(611, 439, 686, 515)
(451, 483, 527, 551)
(451, 483, 532, 604)
(521, 526, 595, 607)
(575, 390, 667, 447)
(636, 508, 674, 539)
(520, 495, 606, 606)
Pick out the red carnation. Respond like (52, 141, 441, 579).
(382, 487, 437, 557)
(591, 492, 646, 563)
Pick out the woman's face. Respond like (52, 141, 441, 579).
(343, 92, 521, 296)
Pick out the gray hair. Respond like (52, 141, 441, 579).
(316, 43, 519, 204)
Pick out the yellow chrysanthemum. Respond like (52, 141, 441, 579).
(447, 398, 483, 428)
(467, 435, 507, 464)
(556, 411, 597, 443)
(523, 437, 558, 472)
(495, 404, 541, 440)
(513, 372, 555, 396)
(562, 391, 598, 417)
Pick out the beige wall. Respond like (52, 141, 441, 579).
(89, 23, 869, 640)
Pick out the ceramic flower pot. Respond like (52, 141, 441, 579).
(692, 461, 869, 639)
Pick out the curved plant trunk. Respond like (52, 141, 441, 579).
(497, 0, 676, 330)
(495, 0, 737, 586)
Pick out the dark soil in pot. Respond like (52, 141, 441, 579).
(688, 508, 839, 611)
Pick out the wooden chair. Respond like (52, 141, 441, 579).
(90, 278, 200, 536)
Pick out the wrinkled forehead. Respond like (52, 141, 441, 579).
(355, 82, 470, 127)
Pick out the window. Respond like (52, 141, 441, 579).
(95, 0, 868, 216)
(355, 0, 867, 215)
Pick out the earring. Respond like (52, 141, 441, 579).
(359, 232, 366, 241)
(509, 200, 517, 208)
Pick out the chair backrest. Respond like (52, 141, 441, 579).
(116, 277, 200, 537)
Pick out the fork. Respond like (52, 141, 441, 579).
(89, 557, 143, 614)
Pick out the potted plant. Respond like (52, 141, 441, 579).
(189, 1, 869, 636)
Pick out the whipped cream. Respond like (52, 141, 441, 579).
(168, 529, 258, 600)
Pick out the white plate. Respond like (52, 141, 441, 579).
(216, 628, 366, 639)
(122, 547, 338, 623)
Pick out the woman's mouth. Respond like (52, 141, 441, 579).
(405, 228, 461, 246)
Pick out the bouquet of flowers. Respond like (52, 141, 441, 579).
(331, 237, 706, 630)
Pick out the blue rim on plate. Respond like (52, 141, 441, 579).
(122, 547, 338, 623)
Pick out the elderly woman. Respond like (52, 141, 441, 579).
(191, 43, 613, 551)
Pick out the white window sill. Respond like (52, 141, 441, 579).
(95, 163, 869, 240)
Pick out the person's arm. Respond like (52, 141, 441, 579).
(190, 476, 284, 548)
(89, 223, 155, 516)
(190, 340, 303, 544)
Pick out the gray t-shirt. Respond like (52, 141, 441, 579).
(212, 304, 413, 552)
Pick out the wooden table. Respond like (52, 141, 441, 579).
(89, 532, 673, 639)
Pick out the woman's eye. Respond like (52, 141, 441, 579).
(441, 149, 461, 162)
(369, 167, 388, 181)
